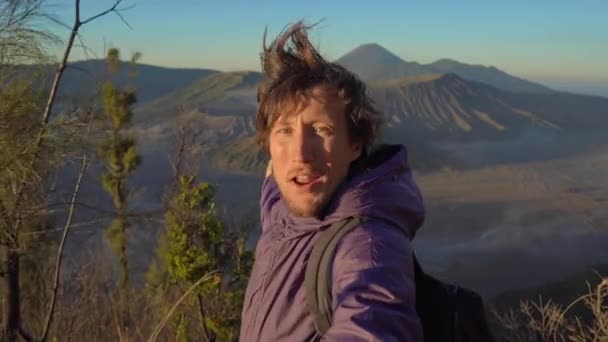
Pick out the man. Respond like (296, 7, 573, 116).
(240, 22, 425, 341)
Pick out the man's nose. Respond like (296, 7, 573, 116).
(291, 127, 316, 163)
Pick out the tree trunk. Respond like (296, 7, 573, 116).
(118, 216, 130, 337)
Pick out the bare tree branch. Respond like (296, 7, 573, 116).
(75, 0, 81, 24)
(80, 0, 123, 25)
(40, 0, 132, 144)
(75, 32, 97, 59)
(40, 125, 92, 342)
(168, 119, 204, 184)
(114, 10, 133, 30)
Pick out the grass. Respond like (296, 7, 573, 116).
(493, 277, 608, 341)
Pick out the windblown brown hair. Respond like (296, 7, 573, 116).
(256, 21, 381, 156)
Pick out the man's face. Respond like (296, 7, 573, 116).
(268, 84, 362, 217)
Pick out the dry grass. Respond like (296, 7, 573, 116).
(494, 278, 608, 341)
(14, 248, 229, 342)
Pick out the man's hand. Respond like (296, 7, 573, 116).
(265, 160, 272, 178)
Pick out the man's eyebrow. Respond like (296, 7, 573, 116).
(274, 119, 291, 125)
(313, 115, 333, 123)
(272, 118, 293, 129)
(275, 115, 296, 125)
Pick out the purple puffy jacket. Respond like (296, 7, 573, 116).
(240, 145, 425, 341)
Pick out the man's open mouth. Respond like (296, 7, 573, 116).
(291, 175, 322, 186)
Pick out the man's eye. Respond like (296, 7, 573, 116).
(314, 126, 333, 134)
(276, 127, 293, 134)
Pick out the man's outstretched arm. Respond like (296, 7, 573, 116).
(324, 221, 422, 342)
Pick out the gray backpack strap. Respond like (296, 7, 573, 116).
(304, 217, 362, 336)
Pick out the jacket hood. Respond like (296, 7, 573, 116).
(260, 144, 425, 240)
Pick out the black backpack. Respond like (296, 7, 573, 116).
(304, 216, 495, 341)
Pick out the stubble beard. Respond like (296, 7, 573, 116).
(284, 194, 325, 218)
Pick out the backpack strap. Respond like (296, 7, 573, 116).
(304, 217, 362, 336)
(305, 216, 423, 337)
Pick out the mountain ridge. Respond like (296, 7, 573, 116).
(335, 43, 552, 94)
(20, 44, 607, 174)
(143, 70, 608, 174)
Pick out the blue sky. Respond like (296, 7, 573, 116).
(49, 1, 607, 91)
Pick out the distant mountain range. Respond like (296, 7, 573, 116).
(335, 43, 552, 93)
(336, 43, 432, 81)
(30, 43, 607, 174)
(14, 60, 216, 104)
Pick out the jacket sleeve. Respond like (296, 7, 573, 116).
(323, 221, 422, 342)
